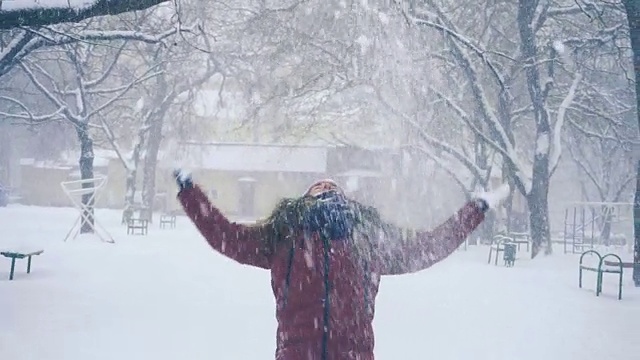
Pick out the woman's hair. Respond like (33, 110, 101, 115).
(251, 194, 411, 258)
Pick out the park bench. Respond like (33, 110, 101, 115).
(159, 213, 177, 229)
(507, 232, 531, 252)
(1, 250, 44, 280)
(122, 204, 151, 224)
(605, 259, 640, 287)
(578, 250, 624, 300)
(487, 235, 517, 267)
(604, 260, 638, 268)
(127, 218, 149, 235)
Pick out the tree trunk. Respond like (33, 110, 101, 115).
(140, 70, 174, 222)
(517, 0, 553, 257)
(599, 205, 614, 246)
(121, 167, 138, 224)
(123, 171, 137, 209)
(76, 123, 95, 234)
(505, 192, 514, 232)
(479, 210, 496, 245)
(527, 161, 552, 258)
(122, 122, 149, 223)
(634, 163, 640, 286)
(141, 114, 165, 222)
(622, 0, 640, 287)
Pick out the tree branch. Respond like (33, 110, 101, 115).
(549, 72, 583, 175)
(18, 61, 80, 124)
(86, 68, 163, 119)
(0, 20, 186, 79)
(0, 95, 64, 123)
(0, 0, 171, 30)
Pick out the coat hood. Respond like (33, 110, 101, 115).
(303, 179, 344, 198)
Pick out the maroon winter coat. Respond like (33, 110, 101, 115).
(178, 185, 486, 360)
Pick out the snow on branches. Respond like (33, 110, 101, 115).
(0, 0, 170, 29)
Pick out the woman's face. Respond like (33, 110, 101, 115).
(307, 180, 341, 198)
(303, 180, 353, 239)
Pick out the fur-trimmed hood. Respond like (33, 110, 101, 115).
(256, 179, 410, 260)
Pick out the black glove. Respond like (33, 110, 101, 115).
(173, 169, 193, 192)
(474, 198, 490, 213)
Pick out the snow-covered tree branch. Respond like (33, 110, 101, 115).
(0, 19, 185, 79)
(402, 0, 625, 257)
(0, 0, 170, 30)
(1, 39, 161, 233)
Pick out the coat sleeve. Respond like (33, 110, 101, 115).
(375, 200, 486, 275)
(177, 185, 270, 269)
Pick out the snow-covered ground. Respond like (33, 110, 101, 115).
(1, 205, 638, 360)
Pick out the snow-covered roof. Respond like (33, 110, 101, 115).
(171, 142, 327, 173)
(18, 158, 72, 170)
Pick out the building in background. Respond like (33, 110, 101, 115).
(13, 142, 404, 222)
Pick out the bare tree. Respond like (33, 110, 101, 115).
(568, 124, 635, 204)
(140, 61, 221, 219)
(97, 42, 222, 221)
(1, 40, 159, 234)
(208, 0, 405, 144)
(512, 0, 586, 256)
(402, 0, 631, 257)
(567, 116, 635, 245)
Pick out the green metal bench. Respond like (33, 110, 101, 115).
(488, 235, 518, 266)
(503, 243, 516, 267)
(1, 250, 44, 280)
(579, 250, 624, 300)
(507, 232, 531, 252)
(127, 218, 149, 235)
(159, 213, 177, 229)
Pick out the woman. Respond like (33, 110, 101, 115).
(174, 170, 506, 360)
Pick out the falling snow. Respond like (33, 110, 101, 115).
(0, 206, 637, 359)
(552, 39, 566, 55)
(0, 1, 637, 359)
(535, 132, 550, 156)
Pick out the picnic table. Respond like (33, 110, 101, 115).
(1, 249, 44, 280)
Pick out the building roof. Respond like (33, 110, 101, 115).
(170, 142, 328, 173)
